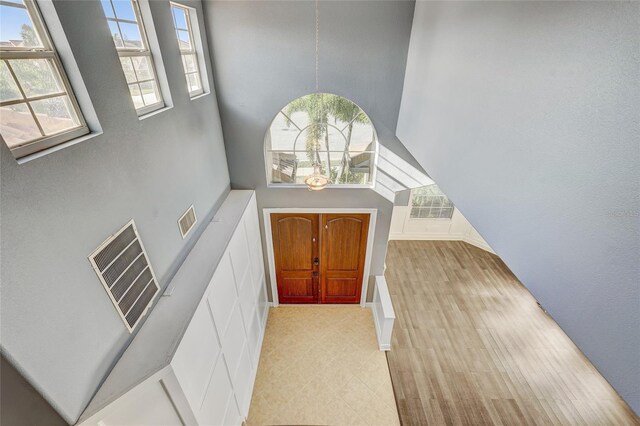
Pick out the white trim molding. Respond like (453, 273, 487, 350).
(388, 232, 494, 253)
(369, 276, 395, 351)
(262, 208, 377, 308)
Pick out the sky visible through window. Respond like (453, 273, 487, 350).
(0, 4, 41, 47)
(0, 0, 87, 156)
(171, 3, 203, 96)
(100, 0, 163, 113)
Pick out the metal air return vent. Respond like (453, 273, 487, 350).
(89, 220, 160, 332)
(178, 205, 197, 239)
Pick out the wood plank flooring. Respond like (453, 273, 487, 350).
(385, 240, 639, 425)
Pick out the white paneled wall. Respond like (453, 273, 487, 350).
(80, 194, 267, 426)
(173, 195, 267, 424)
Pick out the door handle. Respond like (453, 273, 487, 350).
(313, 257, 319, 266)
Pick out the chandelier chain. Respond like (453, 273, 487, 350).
(306, 0, 328, 190)
(315, 0, 319, 94)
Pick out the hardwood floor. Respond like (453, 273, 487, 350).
(385, 240, 639, 425)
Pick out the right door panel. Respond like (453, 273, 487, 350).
(320, 213, 370, 304)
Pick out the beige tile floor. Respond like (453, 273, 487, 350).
(247, 306, 400, 426)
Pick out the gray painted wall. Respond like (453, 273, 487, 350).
(0, 0, 229, 423)
(203, 0, 417, 300)
(397, 1, 639, 412)
(1, 354, 67, 426)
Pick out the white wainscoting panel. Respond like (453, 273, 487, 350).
(208, 255, 238, 338)
(222, 303, 248, 379)
(224, 395, 242, 426)
(98, 378, 183, 426)
(239, 268, 258, 328)
(78, 191, 268, 426)
(171, 299, 221, 412)
(199, 354, 234, 425)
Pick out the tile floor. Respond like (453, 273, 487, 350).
(246, 306, 400, 425)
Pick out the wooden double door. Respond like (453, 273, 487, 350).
(271, 213, 370, 304)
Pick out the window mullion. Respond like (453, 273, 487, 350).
(114, 18, 127, 50)
(118, 50, 151, 58)
(171, 3, 204, 97)
(4, 60, 29, 105)
(185, 11, 203, 92)
(279, 111, 302, 131)
(131, 0, 150, 51)
(1, 59, 25, 104)
(24, 0, 53, 50)
(170, 5, 179, 30)
(103, 0, 116, 20)
(128, 56, 141, 84)
(103, 0, 164, 115)
(107, 17, 139, 25)
(1, 0, 89, 158)
(0, 51, 55, 60)
(0, 1, 27, 9)
(24, 100, 46, 137)
(136, 82, 147, 107)
(50, 54, 87, 129)
(147, 57, 162, 103)
(0, 91, 67, 108)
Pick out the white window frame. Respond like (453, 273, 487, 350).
(170, 2, 203, 98)
(102, 0, 165, 116)
(0, 0, 89, 159)
(265, 145, 379, 189)
(265, 95, 379, 189)
(409, 185, 455, 220)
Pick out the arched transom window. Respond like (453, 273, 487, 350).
(265, 93, 377, 187)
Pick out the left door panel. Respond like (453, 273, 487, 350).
(270, 213, 319, 303)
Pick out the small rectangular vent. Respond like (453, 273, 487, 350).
(89, 220, 160, 332)
(178, 205, 197, 239)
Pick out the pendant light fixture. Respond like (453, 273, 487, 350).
(304, 0, 330, 191)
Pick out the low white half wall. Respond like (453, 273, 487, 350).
(371, 276, 395, 351)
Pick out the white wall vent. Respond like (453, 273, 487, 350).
(89, 220, 160, 332)
(178, 205, 197, 239)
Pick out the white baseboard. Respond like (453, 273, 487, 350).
(389, 233, 466, 241)
(268, 303, 367, 307)
(464, 237, 494, 253)
(388, 234, 494, 254)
